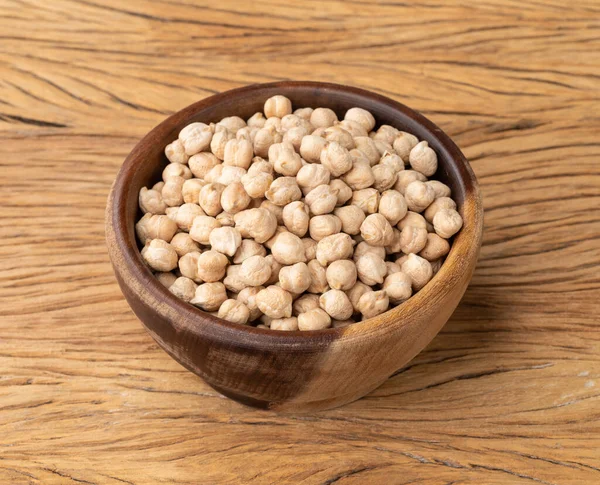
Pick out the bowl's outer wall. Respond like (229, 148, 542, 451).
(106, 82, 483, 412)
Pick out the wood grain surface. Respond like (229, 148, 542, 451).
(1, 0, 599, 483)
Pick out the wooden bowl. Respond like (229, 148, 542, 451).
(106, 82, 483, 412)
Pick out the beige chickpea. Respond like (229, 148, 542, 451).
(223, 265, 246, 293)
(349, 147, 371, 166)
(310, 107, 338, 129)
(237, 286, 264, 321)
(271, 232, 306, 265)
(188, 152, 219, 179)
(269, 141, 303, 176)
(173, 203, 205, 231)
(346, 281, 371, 312)
(353, 137, 380, 166)
(235, 255, 270, 287)
(216, 211, 235, 227)
(152, 181, 165, 192)
(270, 317, 299, 331)
(189, 215, 221, 245)
(253, 125, 282, 158)
(332, 319, 356, 328)
(372, 125, 399, 145)
(264, 117, 282, 131)
(217, 166, 247, 186)
(315, 233, 354, 266)
(400, 225, 428, 254)
(241, 171, 273, 199)
(179, 122, 213, 156)
(394, 170, 427, 195)
(218, 116, 246, 133)
(357, 290, 389, 319)
(282, 201, 310, 237)
(294, 107, 313, 120)
(237, 126, 259, 144)
(344, 107, 375, 132)
(191, 282, 227, 311)
(155, 271, 178, 288)
(267, 227, 290, 253)
(264, 95, 292, 118)
(296, 164, 331, 196)
(319, 289, 353, 320)
(330, 179, 353, 206)
(385, 261, 401, 276)
(401, 253, 433, 290)
(320, 141, 352, 177)
(260, 201, 284, 226)
(196, 250, 228, 282)
(378, 190, 408, 226)
(324, 126, 355, 150)
(385, 228, 403, 254)
(209, 226, 242, 257)
(298, 308, 331, 331)
(234, 208, 278, 243)
(170, 232, 200, 257)
(220, 182, 251, 215)
(139, 187, 167, 215)
(265, 177, 302, 206)
(352, 241, 386, 262)
(342, 160, 374, 190)
(264, 255, 283, 285)
(398, 211, 427, 231)
(233, 239, 266, 264)
(326, 260, 357, 291)
(356, 253, 387, 285)
(292, 293, 320, 315)
(299, 135, 327, 163)
(223, 138, 253, 169)
(169, 277, 197, 303)
(165, 139, 189, 164)
(283, 126, 309, 152)
(280, 114, 309, 132)
(279, 262, 311, 293)
(372, 164, 398, 192)
(338, 119, 368, 138)
(334, 205, 365, 235)
(373, 140, 394, 157)
(302, 238, 317, 261)
(380, 152, 405, 173)
(360, 213, 395, 247)
(395, 254, 409, 266)
(210, 129, 234, 161)
(405, 180, 436, 213)
(306, 259, 329, 294)
(247, 112, 267, 128)
(409, 141, 438, 177)
(311, 127, 325, 137)
(198, 182, 225, 216)
(424, 197, 457, 223)
(136, 213, 178, 244)
(351, 188, 380, 214)
(255, 285, 293, 319)
(304, 185, 338, 215)
(393, 131, 419, 161)
(143, 239, 178, 272)
(204, 164, 224, 183)
(258, 315, 272, 327)
(162, 175, 186, 207)
(217, 299, 250, 325)
(426, 180, 451, 199)
(419, 233, 450, 261)
(433, 208, 463, 238)
(182, 179, 206, 204)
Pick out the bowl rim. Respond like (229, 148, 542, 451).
(107, 81, 483, 349)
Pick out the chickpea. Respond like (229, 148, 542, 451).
(233, 239, 266, 264)
(430, 258, 443, 275)
(357, 290, 389, 319)
(356, 253, 387, 285)
(210, 129, 234, 161)
(178, 251, 202, 282)
(344, 107, 375, 132)
(169, 277, 197, 303)
(323, 125, 355, 150)
(241, 171, 273, 199)
(342, 160, 375, 190)
(143, 239, 178, 272)
(334, 205, 365, 235)
(181, 179, 205, 204)
(155, 271, 178, 288)
(338, 119, 368, 138)
(380, 152, 405, 173)
(385, 228, 403, 254)
(218, 116, 246, 132)
(360, 213, 395, 247)
(217, 299, 250, 325)
(253, 125, 282, 158)
(264, 95, 292, 118)
(216, 212, 235, 227)
(378, 190, 408, 226)
(260, 200, 284, 225)
(136, 213, 178, 244)
(385, 261, 401, 276)
(283, 125, 310, 152)
(209, 226, 242, 257)
(394, 170, 427, 195)
(372, 164, 398, 192)
(419, 233, 450, 261)
(269, 142, 303, 176)
(351, 188, 380, 214)
(320, 141, 353, 177)
(282, 201, 310, 237)
(179, 122, 213, 156)
(298, 308, 331, 331)
(302, 238, 317, 261)
(401, 253, 433, 290)
(393, 131, 419, 161)
(191, 282, 227, 311)
(247, 112, 267, 128)
(424, 197, 457, 223)
(219, 182, 250, 215)
(306, 259, 329, 294)
(305, 184, 338, 215)
(426, 180, 451, 199)
(353, 137, 380, 166)
(238, 255, 272, 287)
(374, 140, 395, 157)
(309, 214, 342, 241)
(398, 211, 427, 231)
(346, 281, 371, 313)
(189, 215, 221, 245)
(433, 208, 463, 238)
(264, 118, 283, 132)
(400, 225, 428, 254)
(265, 226, 289, 250)
(222, 138, 253, 170)
(330, 179, 353, 206)
(353, 241, 386, 262)
(300, 135, 327, 163)
(280, 114, 310, 132)
(265, 177, 302, 206)
(270, 317, 299, 331)
(316, 233, 354, 266)
(188, 152, 219, 179)
(271, 232, 307, 265)
(409, 141, 438, 177)
(196, 250, 228, 282)
(405, 180, 436, 213)
(234, 208, 277, 243)
(294, 107, 313, 120)
(310, 107, 338, 129)
(237, 286, 264, 321)
(292, 293, 320, 315)
(198, 182, 225, 216)
(255, 285, 293, 319)
(326, 260, 357, 291)
(139, 187, 167, 215)
(170, 232, 200, 257)
(204, 164, 224, 183)
(319, 289, 353, 320)
(152, 181, 165, 192)
(279, 262, 311, 293)
(173, 203, 205, 231)
(372, 125, 399, 145)
(165, 139, 189, 164)
(162, 176, 186, 207)
(296, 163, 331, 195)
(217, 166, 247, 186)
(332, 319, 356, 328)
(395, 254, 409, 267)
(264, 255, 283, 285)
(248, 157, 274, 176)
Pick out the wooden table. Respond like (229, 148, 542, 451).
(2, 1, 599, 483)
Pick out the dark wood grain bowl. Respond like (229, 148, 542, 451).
(105, 81, 483, 412)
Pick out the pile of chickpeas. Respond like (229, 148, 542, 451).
(136, 95, 463, 331)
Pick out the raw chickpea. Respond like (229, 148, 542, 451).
(433, 208, 463, 238)
(426, 180, 451, 199)
(398, 211, 427, 231)
(356, 253, 387, 285)
(379, 190, 408, 226)
(260, 200, 284, 225)
(424, 197, 457, 223)
(189, 215, 221, 245)
(247, 112, 267, 128)
(172, 203, 205, 231)
(170, 232, 200, 257)
(346, 281, 371, 312)
(400, 225, 428, 254)
(281, 114, 311, 132)
(264, 255, 283, 285)
(338, 119, 368, 138)
(395, 254, 409, 266)
(152, 181, 165, 192)
(237, 286, 264, 321)
(380, 152, 405, 173)
(419, 233, 450, 261)
(353, 241, 386, 262)
(385, 228, 403, 254)
(320, 289, 353, 320)
(179, 122, 213, 156)
(136, 214, 178, 244)
(316, 233, 354, 266)
(394, 170, 427, 195)
(309, 214, 342, 241)
(372, 125, 399, 145)
(305, 184, 338, 215)
(265, 177, 302, 206)
(401, 253, 433, 290)
(353, 137, 380, 165)
(155, 271, 178, 288)
(300, 135, 327, 163)
(237, 126, 259, 144)
(248, 158, 273, 176)
(241, 171, 273, 199)
(216, 212, 235, 227)
(307, 259, 329, 294)
(409, 141, 438, 177)
(332, 319, 356, 328)
(210, 129, 234, 161)
(264, 95, 292, 118)
(237, 255, 271, 287)
(258, 315, 272, 327)
(310, 107, 338, 129)
(344, 107, 375, 132)
(296, 164, 331, 195)
(169, 277, 197, 303)
(234, 208, 277, 243)
(223, 138, 253, 169)
(270, 317, 299, 331)
(279, 262, 311, 293)
(162, 176, 186, 207)
(178, 251, 201, 282)
(351, 188, 380, 214)
(165, 139, 189, 164)
(373, 140, 394, 157)
(204, 164, 224, 183)
(182, 179, 205, 204)
(264, 117, 282, 131)
(218, 116, 246, 132)
(139, 187, 167, 215)
(360, 213, 395, 247)
(217, 166, 247, 186)
(271, 232, 307, 265)
(233, 239, 266, 264)
(218, 299, 250, 325)
(302, 238, 317, 261)
(191, 282, 227, 311)
(264, 226, 289, 250)
(269, 141, 303, 176)
(198, 182, 225, 216)
(326, 260, 357, 291)
(223, 265, 247, 293)
(330, 179, 353, 206)
(293, 293, 320, 315)
(372, 164, 398, 191)
(405, 180, 436, 213)
(143, 239, 178, 272)
(255, 285, 293, 319)
(196, 250, 228, 282)
(294, 107, 314, 120)
(188, 152, 219, 179)
(349, 147, 370, 166)
(334, 205, 365, 235)
(320, 141, 353, 177)
(342, 160, 375, 190)
(209, 226, 242, 257)
(283, 126, 309, 152)
(298, 308, 331, 331)
(357, 290, 389, 319)
(393, 131, 419, 161)
(324, 126, 355, 150)
(385, 261, 401, 276)
(282, 201, 310, 237)
(220, 182, 251, 214)
(253, 125, 282, 158)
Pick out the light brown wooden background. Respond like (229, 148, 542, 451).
(1, 0, 599, 483)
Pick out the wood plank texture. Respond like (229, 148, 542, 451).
(1, 0, 599, 483)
